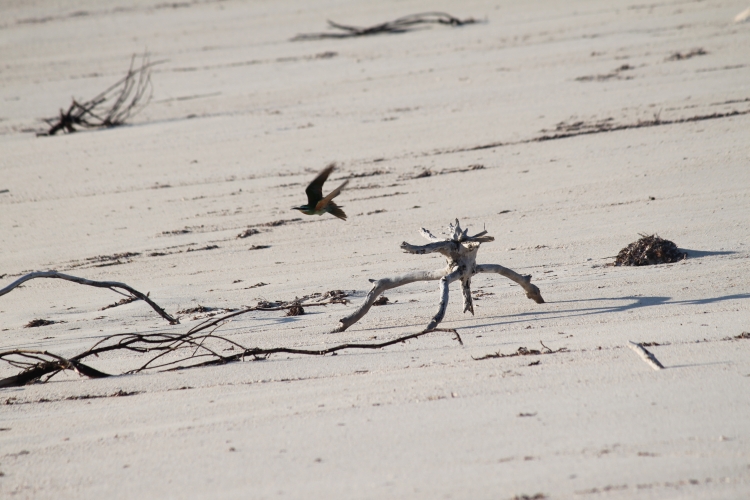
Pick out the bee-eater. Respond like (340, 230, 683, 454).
(292, 164, 349, 220)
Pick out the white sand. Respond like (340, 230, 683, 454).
(1, 0, 749, 498)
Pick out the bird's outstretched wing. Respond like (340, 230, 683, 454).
(316, 179, 349, 211)
(305, 164, 335, 207)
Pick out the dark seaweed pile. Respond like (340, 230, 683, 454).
(615, 234, 687, 266)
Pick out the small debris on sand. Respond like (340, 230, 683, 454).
(373, 296, 390, 306)
(286, 304, 305, 316)
(25, 319, 56, 328)
(615, 234, 687, 266)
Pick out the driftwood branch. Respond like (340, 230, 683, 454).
(334, 269, 448, 332)
(627, 341, 665, 370)
(0, 288, 461, 387)
(337, 219, 544, 332)
(475, 265, 544, 304)
(39, 53, 158, 136)
(427, 267, 462, 330)
(292, 12, 478, 41)
(0, 271, 178, 324)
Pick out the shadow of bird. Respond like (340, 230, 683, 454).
(292, 164, 348, 220)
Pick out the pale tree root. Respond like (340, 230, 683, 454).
(336, 219, 544, 333)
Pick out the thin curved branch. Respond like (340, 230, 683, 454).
(475, 264, 545, 303)
(0, 350, 111, 388)
(335, 268, 449, 332)
(292, 12, 477, 41)
(0, 271, 179, 324)
(183, 328, 463, 370)
(426, 267, 462, 330)
(0, 325, 463, 387)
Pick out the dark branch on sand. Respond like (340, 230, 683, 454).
(0, 288, 461, 387)
(0, 271, 179, 325)
(39, 53, 158, 136)
(292, 12, 478, 41)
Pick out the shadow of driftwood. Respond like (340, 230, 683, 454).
(470, 293, 750, 329)
(681, 248, 737, 258)
(666, 361, 733, 369)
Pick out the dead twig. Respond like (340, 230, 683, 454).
(0, 297, 462, 386)
(627, 341, 665, 371)
(293, 12, 478, 41)
(39, 52, 158, 136)
(0, 271, 178, 325)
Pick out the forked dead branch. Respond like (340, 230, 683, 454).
(336, 219, 544, 332)
(0, 220, 541, 387)
(0, 277, 461, 387)
(292, 12, 477, 41)
(39, 53, 156, 136)
(0, 271, 178, 324)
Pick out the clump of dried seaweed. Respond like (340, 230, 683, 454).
(615, 234, 687, 266)
(39, 53, 157, 136)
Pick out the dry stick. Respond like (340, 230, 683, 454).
(627, 341, 665, 371)
(427, 267, 462, 330)
(336, 269, 448, 332)
(475, 265, 544, 304)
(180, 327, 463, 370)
(0, 350, 111, 388)
(41, 53, 159, 135)
(292, 12, 477, 41)
(0, 322, 462, 387)
(336, 219, 544, 332)
(0, 271, 178, 325)
(0, 294, 457, 386)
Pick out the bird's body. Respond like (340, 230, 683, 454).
(292, 164, 348, 220)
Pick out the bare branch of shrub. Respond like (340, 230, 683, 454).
(39, 53, 158, 136)
(0, 289, 461, 387)
(293, 12, 478, 41)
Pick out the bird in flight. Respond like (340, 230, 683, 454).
(292, 164, 349, 220)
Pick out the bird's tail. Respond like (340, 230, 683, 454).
(327, 201, 347, 220)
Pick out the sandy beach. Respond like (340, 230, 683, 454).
(1, 0, 749, 498)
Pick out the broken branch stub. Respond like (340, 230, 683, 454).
(336, 219, 544, 332)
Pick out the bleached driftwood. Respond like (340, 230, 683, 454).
(627, 341, 665, 371)
(0, 271, 178, 325)
(335, 219, 544, 332)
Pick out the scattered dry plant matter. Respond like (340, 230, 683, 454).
(615, 234, 687, 266)
(666, 48, 707, 61)
(336, 220, 544, 332)
(0, 268, 469, 388)
(24, 319, 57, 328)
(292, 12, 477, 40)
(39, 53, 156, 136)
(473, 341, 567, 361)
(0, 290, 461, 388)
